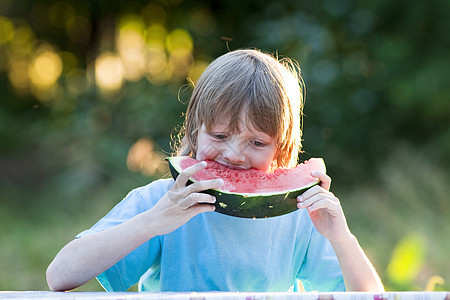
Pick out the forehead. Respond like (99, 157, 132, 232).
(205, 111, 273, 139)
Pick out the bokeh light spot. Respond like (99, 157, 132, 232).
(166, 29, 193, 80)
(141, 3, 166, 25)
(60, 51, 78, 75)
(0, 16, 15, 44)
(145, 45, 170, 85)
(48, 2, 76, 29)
(10, 25, 36, 56)
(117, 15, 146, 82)
(187, 60, 209, 83)
(146, 24, 167, 47)
(127, 137, 165, 176)
(7, 57, 30, 92)
(95, 52, 124, 93)
(387, 233, 425, 286)
(28, 44, 63, 90)
(166, 29, 193, 55)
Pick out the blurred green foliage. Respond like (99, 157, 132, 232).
(0, 0, 449, 292)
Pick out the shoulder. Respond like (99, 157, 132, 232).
(77, 178, 175, 238)
(103, 178, 174, 214)
(132, 178, 175, 206)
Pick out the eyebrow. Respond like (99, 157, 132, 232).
(208, 122, 273, 141)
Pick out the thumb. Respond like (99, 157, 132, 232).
(311, 171, 331, 190)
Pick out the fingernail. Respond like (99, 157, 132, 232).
(297, 195, 303, 202)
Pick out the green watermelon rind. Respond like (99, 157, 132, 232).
(167, 157, 320, 219)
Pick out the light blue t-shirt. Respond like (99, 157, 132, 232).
(77, 178, 345, 292)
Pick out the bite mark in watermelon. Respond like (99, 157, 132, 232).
(167, 156, 326, 218)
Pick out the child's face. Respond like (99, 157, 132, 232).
(196, 113, 278, 172)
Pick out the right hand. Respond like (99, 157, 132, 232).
(46, 161, 221, 292)
(149, 161, 222, 235)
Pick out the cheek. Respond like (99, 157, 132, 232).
(196, 137, 219, 161)
(255, 148, 278, 171)
(256, 158, 273, 172)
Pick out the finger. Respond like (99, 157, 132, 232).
(305, 198, 328, 212)
(298, 195, 339, 212)
(175, 161, 207, 186)
(297, 193, 324, 209)
(167, 178, 222, 207)
(185, 203, 216, 217)
(306, 197, 340, 213)
(297, 192, 338, 209)
(186, 179, 224, 194)
(311, 171, 331, 190)
(180, 193, 216, 209)
(297, 185, 332, 202)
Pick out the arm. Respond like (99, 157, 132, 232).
(46, 211, 159, 291)
(297, 171, 384, 292)
(46, 161, 222, 291)
(329, 233, 384, 292)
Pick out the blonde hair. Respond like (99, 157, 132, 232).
(175, 49, 304, 169)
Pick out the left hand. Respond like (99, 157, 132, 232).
(297, 171, 352, 243)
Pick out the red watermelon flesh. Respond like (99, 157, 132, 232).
(176, 156, 326, 195)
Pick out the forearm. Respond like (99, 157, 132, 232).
(331, 234, 384, 292)
(47, 169, 219, 292)
(46, 211, 157, 291)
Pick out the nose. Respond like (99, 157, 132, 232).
(222, 139, 246, 165)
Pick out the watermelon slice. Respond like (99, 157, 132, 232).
(167, 156, 326, 218)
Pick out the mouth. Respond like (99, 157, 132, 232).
(214, 161, 248, 170)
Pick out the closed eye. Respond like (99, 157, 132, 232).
(211, 133, 228, 140)
(251, 140, 266, 147)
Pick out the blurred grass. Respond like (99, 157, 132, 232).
(0, 168, 156, 291)
(337, 144, 449, 291)
(0, 144, 448, 291)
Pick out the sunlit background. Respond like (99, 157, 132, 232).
(0, 0, 449, 292)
